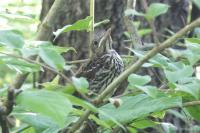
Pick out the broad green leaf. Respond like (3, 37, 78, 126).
(39, 47, 65, 70)
(135, 85, 166, 98)
(138, 29, 152, 36)
(98, 109, 125, 130)
(42, 127, 61, 133)
(186, 42, 200, 54)
(0, 57, 40, 72)
(131, 119, 158, 129)
(53, 16, 92, 39)
(186, 38, 200, 44)
(72, 77, 89, 93)
(22, 41, 75, 57)
(128, 74, 151, 86)
(89, 114, 111, 128)
(129, 50, 170, 68)
(16, 90, 72, 127)
(15, 126, 35, 133)
(145, 3, 169, 20)
(193, 0, 200, 9)
(164, 65, 193, 83)
(186, 106, 200, 122)
(99, 94, 182, 124)
(149, 53, 170, 68)
(64, 94, 97, 112)
(127, 127, 137, 133)
(182, 50, 200, 65)
(0, 29, 24, 48)
(12, 112, 59, 133)
(176, 80, 200, 99)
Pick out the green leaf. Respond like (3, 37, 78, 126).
(53, 16, 92, 39)
(176, 80, 200, 99)
(135, 85, 165, 98)
(193, 0, 200, 9)
(129, 50, 170, 68)
(39, 47, 65, 70)
(164, 65, 193, 83)
(145, 3, 169, 20)
(99, 94, 182, 124)
(186, 106, 200, 122)
(128, 74, 151, 86)
(12, 112, 59, 133)
(64, 94, 97, 112)
(0, 29, 24, 48)
(186, 38, 200, 44)
(0, 57, 40, 72)
(89, 114, 111, 129)
(16, 90, 72, 127)
(21, 41, 75, 57)
(98, 109, 125, 130)
(127, 127, 137, 133)
(72, 77, 89, 93)
(131, 119, 158, 129)
(182, 50, 200, 65)
(138, 29, 152, 36)
(149, 53, 170, 68)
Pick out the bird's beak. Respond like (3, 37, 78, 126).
(98, 28, 112, 48)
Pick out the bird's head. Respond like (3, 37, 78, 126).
(92, 28, 113, 54)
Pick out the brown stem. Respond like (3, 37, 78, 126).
(0, 115, 9, 133)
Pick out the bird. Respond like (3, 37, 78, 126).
(77, 28, 124, 96)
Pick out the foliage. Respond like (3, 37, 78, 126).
(0, 1, 200, 133)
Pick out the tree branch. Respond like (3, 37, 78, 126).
(0, 88, 15, 133)
(0, 115, 9, 133)
(67, 17, 200, 133)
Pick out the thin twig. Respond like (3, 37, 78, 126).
(89, 0, 95, 58)
(0, 88, 15, 133)
(66, 18, 200, 133)
(66, 59, 89, 64)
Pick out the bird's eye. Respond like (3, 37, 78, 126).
(93, 41, 98, 46)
